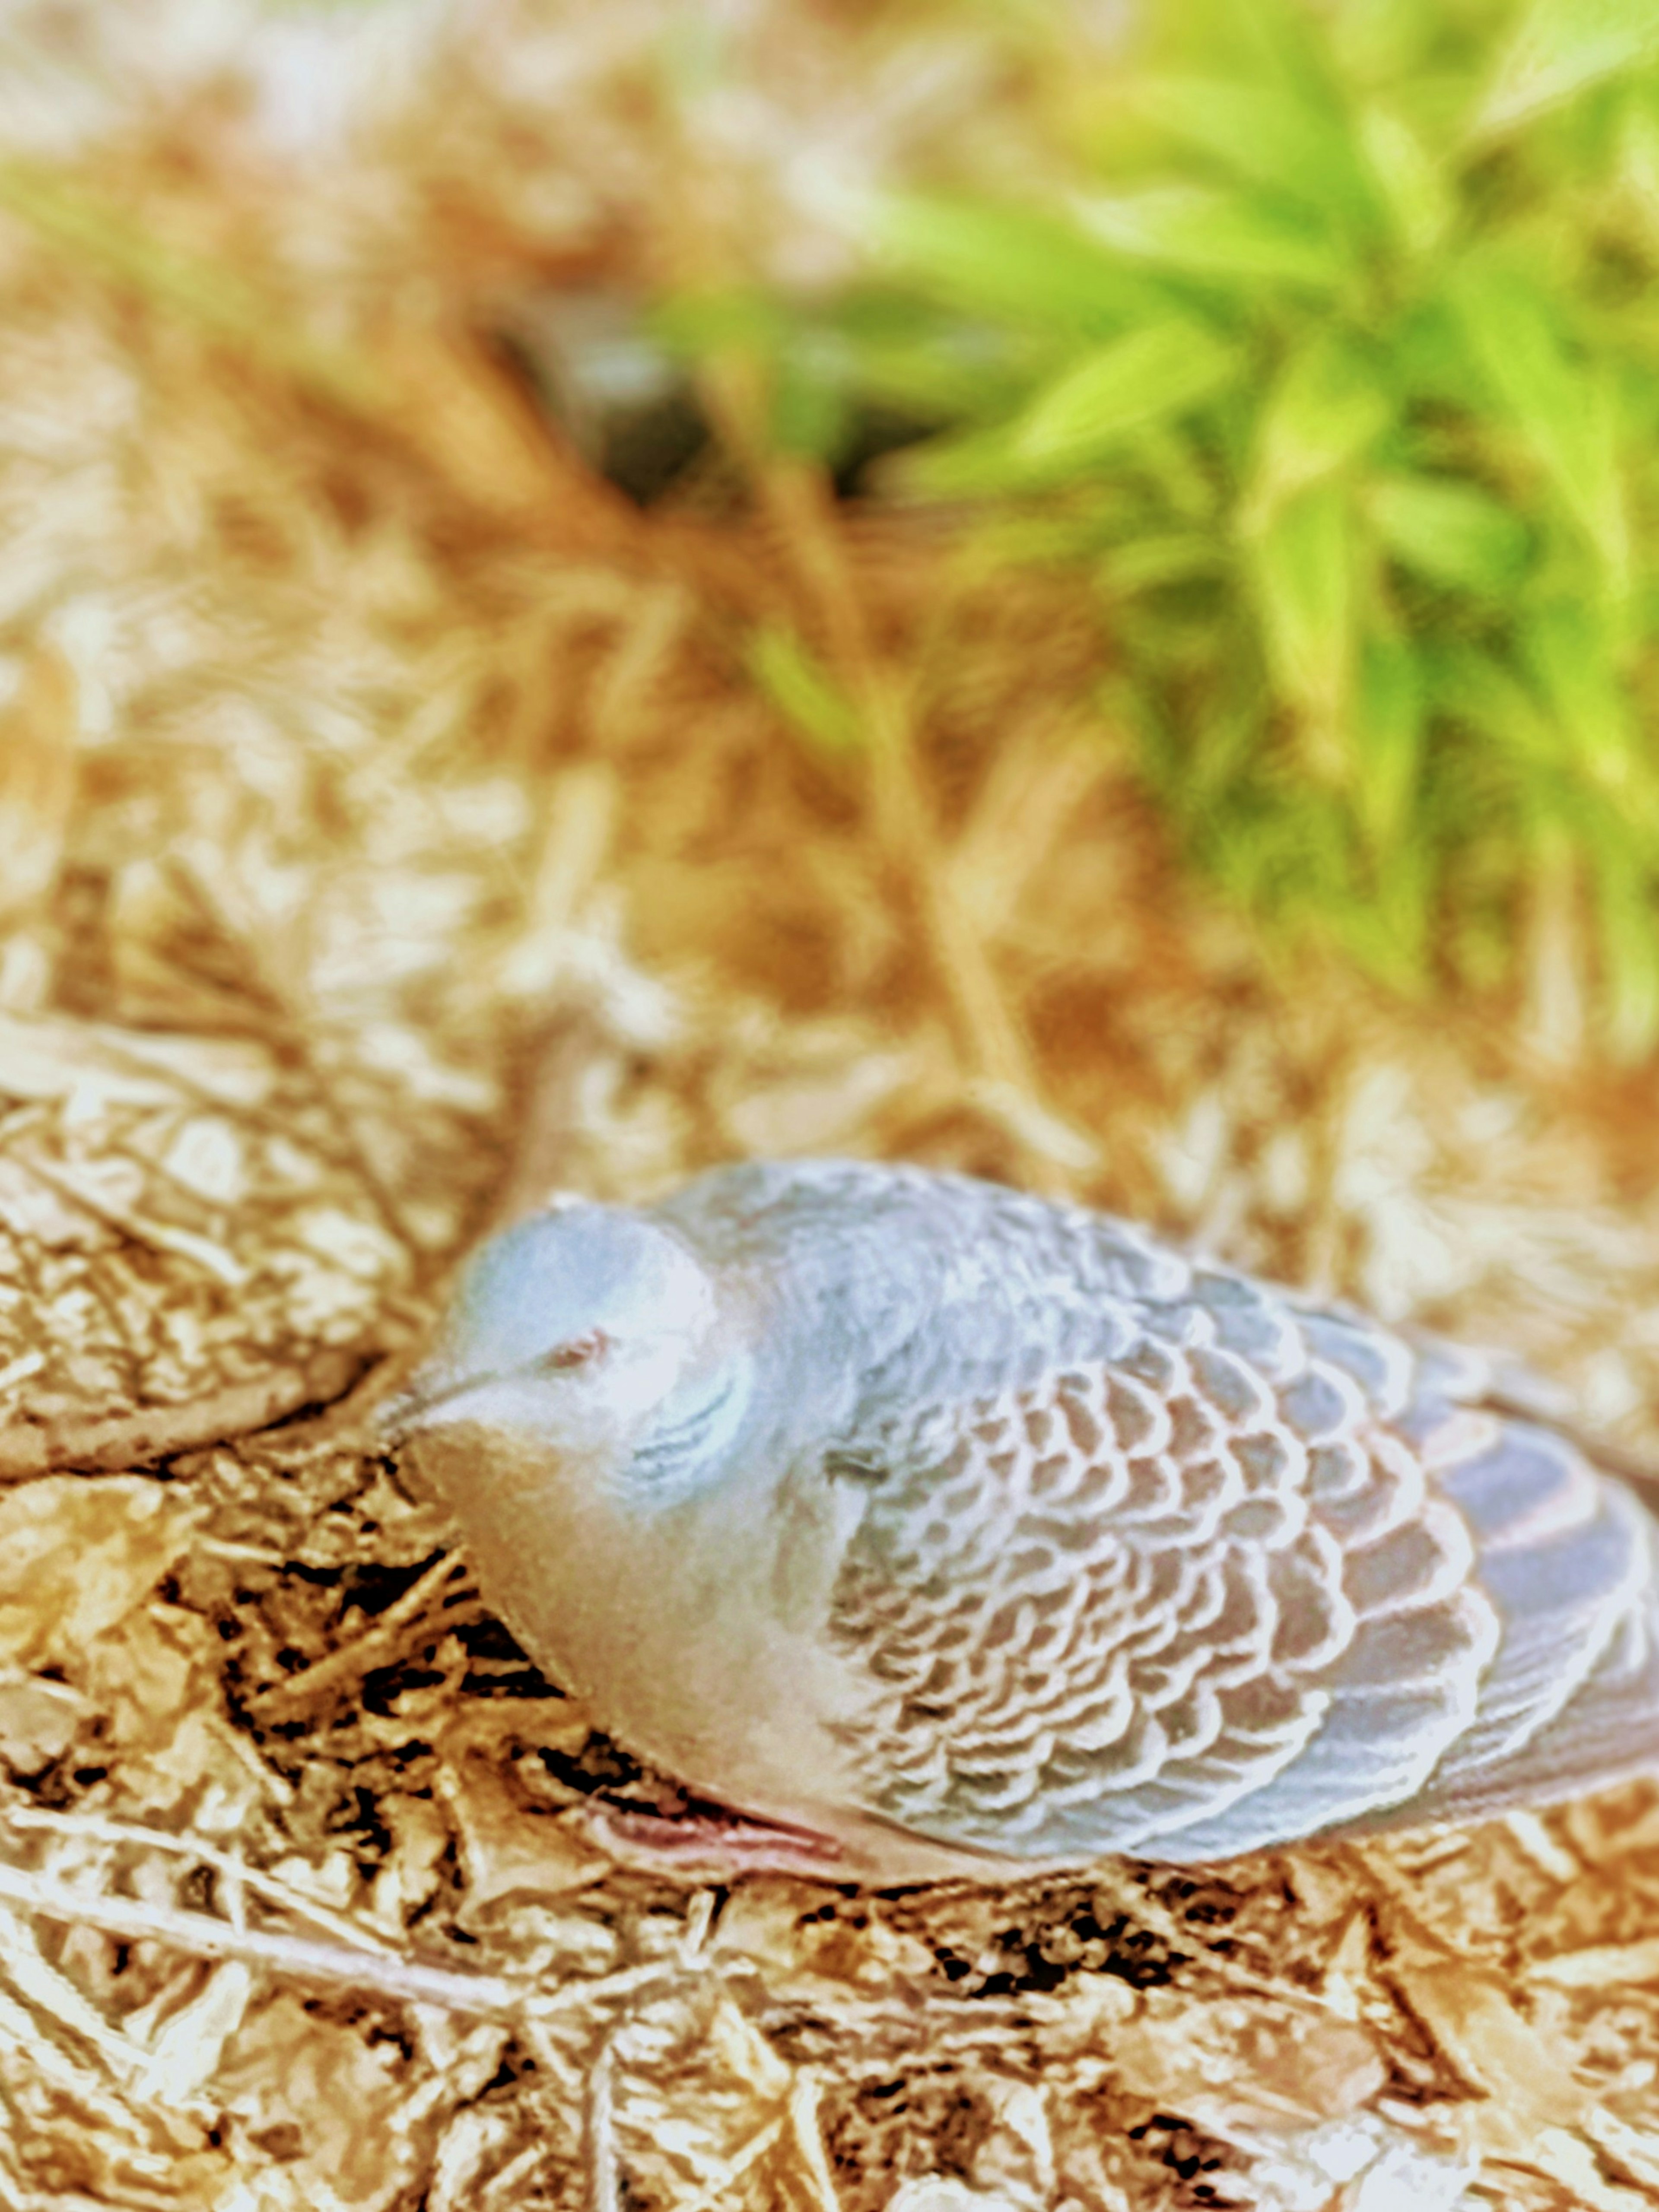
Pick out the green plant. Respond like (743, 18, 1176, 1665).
(681, 0, 1659, 1050)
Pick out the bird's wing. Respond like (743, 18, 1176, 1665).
(825, 1255, 1658, 1863)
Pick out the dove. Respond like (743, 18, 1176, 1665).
(379, 1158, 1659, 1881)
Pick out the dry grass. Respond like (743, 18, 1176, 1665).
(0, 5, 1658, 2208)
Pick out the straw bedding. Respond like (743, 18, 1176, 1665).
(0, 5, 1658, 2207)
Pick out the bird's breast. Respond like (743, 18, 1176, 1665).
(412, 1419, 870, 1822)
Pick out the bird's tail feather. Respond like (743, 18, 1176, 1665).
(1343, 1587, 1659, 1836)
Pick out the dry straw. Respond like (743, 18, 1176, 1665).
(0, 3, 1656, 2207)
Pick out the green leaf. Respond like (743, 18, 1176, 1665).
(770, 353, 852, 460)
(1368, 471, 1532, 592)
(1329, 0, 1446, 87)
(1354, 628, 1424, 849)
(833, 326, 1032, 421)
(1594, 838, 1659, 1058)
(1248, 480, 1355, 737)
(887, 421, 1033, 499)
(1012, 319, 1243, 470)
(1479, 0, 1659, 135)
(1447, 255, 1629, 584)
(1099, 533, 1227, 596)
(1524, 597, 1641, 797)
(1427, 644, 1560, 767)
(1356, 103, 1456, 258)
(1617, 89, 1659, 218)
(1245, 333, 1393, 527)
(1205, 0, 1352, 120)
(1073, 186, 1344, 289)
(896, 321, 1240, 497)
(874, 196, 1168, 334)
(1128, 75, 1374, 221)
(744, 625, 862, 755)
(1331, 874, 1431, 990)
(650, 287, 787, 358)
(716, 0, 1659, 1040)
(1389, 298, 1489, 411)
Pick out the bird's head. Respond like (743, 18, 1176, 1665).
(378, 1200, 734, 1481)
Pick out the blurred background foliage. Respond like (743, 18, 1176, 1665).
(662, 0, 1659, 1055)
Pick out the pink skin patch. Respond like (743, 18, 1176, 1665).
(572, 1798, 851, 1882)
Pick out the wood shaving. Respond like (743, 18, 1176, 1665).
(0, 4, 1654, 2208)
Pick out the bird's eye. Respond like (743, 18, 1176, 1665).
(543, 1330, 607, 1372)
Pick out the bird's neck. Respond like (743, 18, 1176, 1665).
(623, 1353, 754, 1501)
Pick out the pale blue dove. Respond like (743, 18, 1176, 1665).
(380, 1160, 1659, 1881)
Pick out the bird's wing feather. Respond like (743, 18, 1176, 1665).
(825, 1238, 1658, 1862)
(1334, 1416, 1659, 1832)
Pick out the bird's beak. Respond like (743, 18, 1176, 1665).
(372, 1368, 497, 1442)
(372, 1388, 423, 1443)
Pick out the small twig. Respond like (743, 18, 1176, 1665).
(709, 409, 1082, 1187)
(788, 2071, 843, 2212)
(532, 1960, 682, 2020)
(168, 850, 421, 1257)
(678, 2117, 786, 2212)
(0, 1855, 684, 2027)
(679, 1887, 718, 1964)
(0, 1349, 45, 1397)
(0, 1346, 374, 1477)
(492, 1005, 611, 1231)
(480, 2143, 547, 2204)
(0, 159, 388, 415)
(1529, 1936, 1659, 1989)
(12, 1150, 248, 1287)
(0, 1859, 527, 2017)
(0, 1804, 403, 1958)
(586, 2032, 622, 2212)
(252, 1550, 474, 1711)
